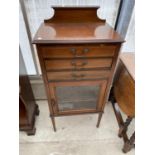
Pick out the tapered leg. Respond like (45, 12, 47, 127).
(123, 132, 135, 153)
(50, 115, 56, 132)
(96, 112, 103, 128)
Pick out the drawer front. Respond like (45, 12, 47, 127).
(47, 70, 111, 81)
(41, 44, 116, 58)
(45, 58, 113, 71)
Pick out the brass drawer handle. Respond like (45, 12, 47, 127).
(71, 59, 88, 67)
(70, 48, 89, 57)
(71, 73, 85, 78)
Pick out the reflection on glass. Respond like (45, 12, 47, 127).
(56, 86, 99, 111)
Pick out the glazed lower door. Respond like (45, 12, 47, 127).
(49, 80, 107, 115)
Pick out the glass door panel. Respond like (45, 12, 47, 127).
(55, 85, 100, 111)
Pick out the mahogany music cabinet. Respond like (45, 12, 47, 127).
(33, 6, 124, 131)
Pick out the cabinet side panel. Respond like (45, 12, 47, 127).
(36, 45, 55, 115)
(101, 43, 122, 111)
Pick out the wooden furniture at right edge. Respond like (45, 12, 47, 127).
(109, 52, 135, 153)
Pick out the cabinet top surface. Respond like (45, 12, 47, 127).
(33, 6, 124, 44)
(33, 22, 124, 44)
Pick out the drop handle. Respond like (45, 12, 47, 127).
(71, 59, 88, 67)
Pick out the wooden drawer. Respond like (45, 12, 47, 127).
(45, 58, 113, 71)
(41, 44, 116, 58)
(47, 70, 111, 81)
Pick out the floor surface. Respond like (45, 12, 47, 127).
(19, 101, 135, 155)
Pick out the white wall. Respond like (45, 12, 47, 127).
(121, 8, 135, 52)
(24, 0, 120, 38)
(19, 6, 36, 74)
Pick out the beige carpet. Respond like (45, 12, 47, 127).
(19, 101, 135, 155)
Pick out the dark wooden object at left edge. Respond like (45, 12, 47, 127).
(19, 50, 39, 135)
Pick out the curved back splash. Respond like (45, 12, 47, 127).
(44, 6, 106, 23)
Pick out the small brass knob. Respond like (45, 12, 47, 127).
(83, 48, 89, 53)
(70, 48, 76, 55)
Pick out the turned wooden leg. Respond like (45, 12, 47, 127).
(50, 115, 56, 132)
(109, 87, 134, 153)
(119, 116, 132, 137)
(111, 100, 128, 141)
(96, 112, 103, 128)
(123, 132, 135, 153)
